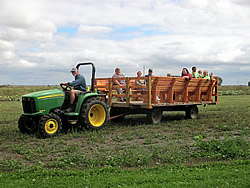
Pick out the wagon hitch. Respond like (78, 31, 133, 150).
(108, 112, 129, 121)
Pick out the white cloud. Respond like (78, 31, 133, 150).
(18, 59, 37, 68)
(0, 51, 14, 60)
(0, 40, 14, 51)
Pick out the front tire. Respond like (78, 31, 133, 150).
(38, 113, 62, 137)
(18, 115, 38, 134)
(79, 98, 108, 130)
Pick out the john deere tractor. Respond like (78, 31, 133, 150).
(18, 62, 108, 137)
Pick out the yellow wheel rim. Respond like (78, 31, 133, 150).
(45, 119, 58, 134)
(88, 104, 106, 127)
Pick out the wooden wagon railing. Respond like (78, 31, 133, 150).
(94, 76, 219, 109)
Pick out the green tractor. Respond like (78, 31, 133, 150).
(18, 62, 109, 137)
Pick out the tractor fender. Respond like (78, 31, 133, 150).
(74, 92, 100, 113)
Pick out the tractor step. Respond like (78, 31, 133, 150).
(64, 112, 79, 116)
(69, 120, 78, 125)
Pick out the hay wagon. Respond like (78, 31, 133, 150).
(94, 76, 219, 124)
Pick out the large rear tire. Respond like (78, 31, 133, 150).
(38, 113, 62, 137)
(79, 98, 108, 130)
(18, 115, 38, 134)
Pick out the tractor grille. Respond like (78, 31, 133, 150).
(22, 97, 36, 113)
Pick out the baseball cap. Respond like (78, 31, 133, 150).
(71, 68, 78, 72)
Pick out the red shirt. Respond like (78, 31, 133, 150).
(182, 73, 192, 80)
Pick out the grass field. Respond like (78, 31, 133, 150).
(0, 86, 249, 187)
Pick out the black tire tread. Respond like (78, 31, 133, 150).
(147, 109, 162, 124)
(38, 113, 62, 137)
(186, 105, 199, 119)
(18, 115, 38, 134)
(79, 97, 108, 130)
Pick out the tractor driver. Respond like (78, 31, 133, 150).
(60, 68, 87, 112)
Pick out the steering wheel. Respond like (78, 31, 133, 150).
(60, 83, 72, 91)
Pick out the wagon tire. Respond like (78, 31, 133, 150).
(186, 105, 199, 119)
(38, 113, 62, 138)
(147, 109, 162, 124)
(18, 115, 38, 134)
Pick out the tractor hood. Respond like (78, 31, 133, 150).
(22, 89, 64, 99)
(22, 89, 65, 115)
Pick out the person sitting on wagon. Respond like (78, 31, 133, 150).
(112, 67, 126, 102)
(145, 69, 153, 85)
(202, 70, 213, 80)
(135, 71, 146, 86)
(135, 71, 146, 94)
(60, 68, 87, 112)
(145, 69, 153, 77)
(181, 68, 192, 80)
(191, 66, 198, 78)
(198, 70, 203, 78)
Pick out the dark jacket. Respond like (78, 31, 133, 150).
(68, 74, 87, 91)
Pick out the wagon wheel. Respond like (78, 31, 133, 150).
(147, 108, 162, 124)
(186, 105, 199, 119)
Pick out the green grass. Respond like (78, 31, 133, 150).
(218, 85, 250, 95)
(1, 161, 249, 187)
(0, 85, 59, 101)
(0, 85, 249, 186)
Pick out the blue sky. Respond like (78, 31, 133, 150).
(0, 0, 249, 85)
(56, 25, 170, 40)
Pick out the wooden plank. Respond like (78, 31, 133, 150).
(113, 85, 126, 89)
(157, 82, 173, 86)
(214, 77, 219, 104)
(187, 86, 199, 92)
(194, 79, 202, 102)
(126, 77, 130, 107)
(182, 80, 190, 102)
(130, 85, 147, 89)
(95, 78, 109, 80)
(147, 76, 152, 108)
(129, 94, 147, 98)
(200, 82, 210, 87)
(152, 77, 160, 104)
(167, 78, 176, 103)
(112, 94, 126, 97)
(108, 78, 112, 106)
(204, 80, 215, 101)
(188, 82, 201, 87)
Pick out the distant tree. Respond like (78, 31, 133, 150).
(218, 77, 223, 86)
(248, 81, 250, 86)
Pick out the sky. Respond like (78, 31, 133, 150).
(0, 0, 250, 85)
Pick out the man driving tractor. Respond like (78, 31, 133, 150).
(60, 68, 87, 112)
